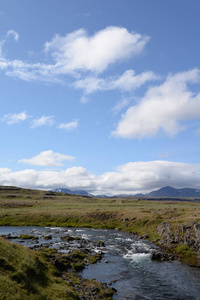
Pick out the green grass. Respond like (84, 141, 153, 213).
(175, 244, 194, 254)
(0, 237, 78, 300)
(173, 244, 200, 266)
(0, 237, 114, 299)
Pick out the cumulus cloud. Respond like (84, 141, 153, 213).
(74, 77, 104, 94)
(18, 150, 75, 167)
(1, 161, 200, 195)
(58, 120, 78, 131)
(112, 69, 200, 139)
(1, 111, 28, 124)
(0, 166, 93, 190)
(112, 70, 159, 91)
(44, 27, 150, 74)
(74, 70, 159, 95)
(31, 115, 55, 128)
(0, 27, 149, 83)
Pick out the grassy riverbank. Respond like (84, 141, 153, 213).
(0, 236, 76, 300)
(0, 186, 200, 266)
(0, 236, 114, 299)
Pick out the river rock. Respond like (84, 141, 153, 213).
(0, 234, 19, 240)
(43, 235, 52, 240)
(138, 234, 149, 239)
(60, 235, 75, 241)
(52, 256, 71, 271)
(150, 250, 174, 261)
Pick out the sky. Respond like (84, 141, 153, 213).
(0, 0, 200, 195)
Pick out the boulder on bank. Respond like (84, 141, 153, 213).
(157, 221, 200, 253)
(150, 250, 174, 261)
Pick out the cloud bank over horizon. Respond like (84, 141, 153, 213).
(1, 159, 200, 195)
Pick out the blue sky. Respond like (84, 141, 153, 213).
(0, 0, 200, 195)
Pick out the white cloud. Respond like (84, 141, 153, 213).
(108, 161, 200, 193)
(1, 112, 78, 131)
(0, 30, 19, 58)
(19, 150, 75, 167)
(112, 69, 200, 139)
(112, 97, 133, 114)
(45, 27, 150, 74)
(0, 166, 93, 190)
(1, 111, 28, 125)
(31, 115, 55, 128)
(6, 30, 19, 42)
(74, 70, 159, 95)
(1, 161, 200, 195)
(0, 27, 149, 84)
(0, 59, 60, 83)
(74, 77, 104, 94)
(111, 70, 159, 92)
(58, 120, 78, 131)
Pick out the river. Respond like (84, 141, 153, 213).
(1, 226, 200, 300)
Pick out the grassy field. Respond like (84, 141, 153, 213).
(0, 186, 200, 263)
(0, 186, 199, 231)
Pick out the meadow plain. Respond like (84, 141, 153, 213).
(0, 186, 199, 232)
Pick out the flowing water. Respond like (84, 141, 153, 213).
(1, 226, 200, 300)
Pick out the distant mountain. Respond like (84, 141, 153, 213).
(71, 190, 92, 196)
(97, 187, 200, 198)
(133, 193, 146, 197)
(146, 186, 200, 198)
(52, 188, 72, 194)
(51, 188, 92, 197)
(51, 186, 200, 198)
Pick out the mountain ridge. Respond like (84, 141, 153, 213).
(51, 188, 92, 197)
(51, 186, 200, 198)
(146, 186, 200, 198)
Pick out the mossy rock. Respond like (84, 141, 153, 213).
(19, 234, 39, 240)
